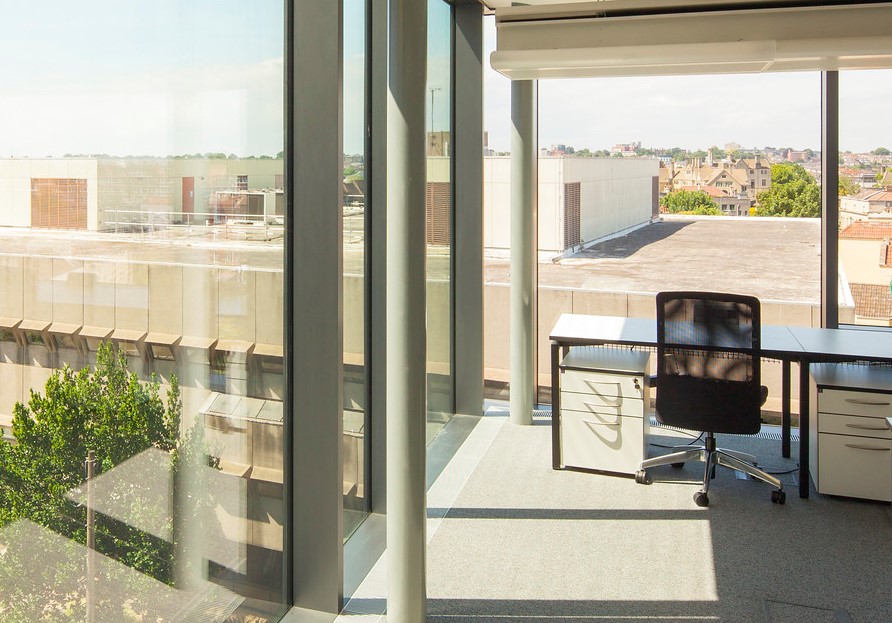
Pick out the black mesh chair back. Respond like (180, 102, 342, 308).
(656, 291, 762, 435)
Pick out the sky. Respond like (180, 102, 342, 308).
(0, 1, 285, 158)
(0, 4, 888, 158)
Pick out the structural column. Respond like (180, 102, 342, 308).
(386, 0, 427, 620)
(288, 0, 344, 612)
(821, 70, 839, 329)
(510, 80, 537, 426)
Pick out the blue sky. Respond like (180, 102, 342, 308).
(0, 1, 284, 157)
(0, 4, 887, 158)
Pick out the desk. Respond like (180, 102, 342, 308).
(549, 314, 832, 499)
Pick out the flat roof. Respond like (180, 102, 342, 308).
(486, 216, 822, 304)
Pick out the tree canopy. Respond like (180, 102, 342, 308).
(753, 163, 820, 217)
(660, 189, 721, 215)
(838, 176, 861, 198)
(0, 343, 201, 620)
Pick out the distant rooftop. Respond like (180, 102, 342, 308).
(840, 221, 892, 240)
(486, 216, 822, 304)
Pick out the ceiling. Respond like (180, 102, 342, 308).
(487, 0, 892, 79)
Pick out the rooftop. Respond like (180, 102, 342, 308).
(487, 217, 822, 304)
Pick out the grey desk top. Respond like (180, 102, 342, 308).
(549, 314, 806, 360)
(789, 325, 892, 362)
(810, 361, 892, 393)
(550, 314, 655, 347)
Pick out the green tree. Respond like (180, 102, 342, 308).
(0, 344, 225, 621)
(753, 163, 821, 217)
(708, 145, 726, 159)
(838, 175, 861, 197)
(871, 147, 890, 156)
(660, 189, 721, 215)
(0, 344, 182, 577)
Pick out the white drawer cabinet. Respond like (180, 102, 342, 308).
(557, 347, 650, 475)
(809, 364, 892, 502)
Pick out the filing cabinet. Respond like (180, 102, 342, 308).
(809, 363, 892, 502)
(558, 346, 651, 475)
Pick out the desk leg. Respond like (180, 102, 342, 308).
(551, 341, 562, 470)
(782, 360, 791, 459)
(798, 361, 810, 499)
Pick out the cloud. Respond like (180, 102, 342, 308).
(0, 58, 284, 157)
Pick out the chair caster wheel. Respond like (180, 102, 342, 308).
(693, 491, 709, 507)
(671, 462, 684, 469)
(771, 490, 786, 505)
(635, 470, 651, 485)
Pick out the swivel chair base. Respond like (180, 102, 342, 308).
(635, 434, 785, 507)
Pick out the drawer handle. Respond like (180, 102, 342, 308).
(583, 400, 620, 410)
(844, 443, 890, 452)
(583, 420, 620, 428)
(844, 398, 890, 406)
(845, 423, 888, 431)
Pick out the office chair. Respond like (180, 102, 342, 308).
(635, 291, 785, 507)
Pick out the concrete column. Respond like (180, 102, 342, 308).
(821, 71, 839, 329)
(510, 80, 537, 426)
(386, 0, 427, 620)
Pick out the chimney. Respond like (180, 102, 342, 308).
(707, 148, 714, 166)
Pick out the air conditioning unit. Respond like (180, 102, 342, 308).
(490, 1, 892, 79)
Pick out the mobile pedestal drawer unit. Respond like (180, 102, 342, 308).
(557, 346, 651, 475)
(809, 363, 892, 502)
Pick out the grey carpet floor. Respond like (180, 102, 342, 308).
(426, 419, 892, 623)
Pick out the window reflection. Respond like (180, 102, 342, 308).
(343, 0, 369, 540)
(0, 2, 286, 621)
(426, 0, 454, 439)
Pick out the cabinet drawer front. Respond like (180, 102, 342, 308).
(817, 433, 892, 502)
(819, 413, 892, 439)
(560, 391, 644, 418)
(560, 409, 647, 475)
(818, 389, 892, 418)
(561, 369, 645, 400)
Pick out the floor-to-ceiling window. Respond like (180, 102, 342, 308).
(532, 71, 821, 414)
(343, 0, 370, 540)
(426, 0, 454, 439)
(0, 3, 286, 620)
(837, 69, 892, 328)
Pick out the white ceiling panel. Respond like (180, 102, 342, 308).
(491, 2, 892, 79)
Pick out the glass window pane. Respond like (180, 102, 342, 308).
(0, 3, 286, 621)
(426, 0, 454, 440)
(838, 69, 892, 327)
(343, 0, 369, 540)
